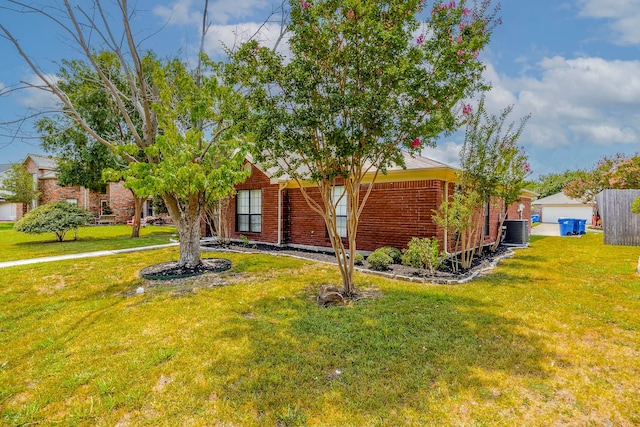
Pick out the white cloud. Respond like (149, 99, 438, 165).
(421, 141, 462, 168)
(577, 0, 640, 45)
(481, 56, 640, 149)
(154, 0, 201, 26)
(154, 0, 271, 26)
(18, 74, 60, 110)
(203, 22, 288, 57)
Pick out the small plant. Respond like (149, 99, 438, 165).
(354, 253, 364, 266)
(367, 249, 393, 271)
(101, 205, 112, 215)
(239, 234, 249, 246)
(401, 237, 444, 274)
(376, 246, 402, 264)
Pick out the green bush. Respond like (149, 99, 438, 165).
(367, 250, 393, 271)
(632, 196, 640, 215)
(353, 253, 364, 266)
(401, 237, 444, 274)
(14, 201, 94, 242)
(376, 246, 402, 264)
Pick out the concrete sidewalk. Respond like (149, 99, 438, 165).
(0, 243, 179, 269)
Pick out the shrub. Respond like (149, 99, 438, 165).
(632, 196, 640, 215)
(401, 237, 444, 274)
(353, 253, 364, 266)
(14, 201, 94, 242)
(376, 246, 402, 264)
(367, 250, 393, 271)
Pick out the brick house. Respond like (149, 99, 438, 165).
(22, 153, 146, 224)
(211, 152, 534, 254)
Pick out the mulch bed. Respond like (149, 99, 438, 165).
(202, 242, 517, 285)
(140, 258, 232, 280)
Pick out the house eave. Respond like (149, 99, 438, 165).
(272, 166, 459, 188)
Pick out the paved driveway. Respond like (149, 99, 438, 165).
(530, 223, 560, 236)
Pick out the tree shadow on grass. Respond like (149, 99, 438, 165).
(209, 287, 556, 424)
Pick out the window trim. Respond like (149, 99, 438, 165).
(236, 189, 262, 233)
(332, 185, 347, 239)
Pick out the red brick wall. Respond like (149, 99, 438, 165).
(507, 196, 533, 233)
(39, 178, 134, 224)
(106, 182, 136, 224)
(38, 179, 85, 207)
(226, 164, 280, 244)
(282, 179, 453, 252)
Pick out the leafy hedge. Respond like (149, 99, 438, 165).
(14, 201, 94, 242)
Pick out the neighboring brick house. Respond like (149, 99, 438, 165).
(22, 153, 142, 224)
(210, 153, 534, 254)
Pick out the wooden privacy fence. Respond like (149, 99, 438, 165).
(595, 189, 640, 246)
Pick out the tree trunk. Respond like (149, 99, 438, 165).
(491, 205, 508, 252)
(163, 192, 203, 268)
(130, 194, 145, 238)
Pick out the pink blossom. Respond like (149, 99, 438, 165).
(456, 36, 463, 43)
(462, 104, 472, 115)
(411, 137, 421, 148)
(524, 162, 531, 173)
(462, 7, 470, 17)
(299, 0, 311, 10)
(347, 9, 355, 20)
(417, 33, 425, 45)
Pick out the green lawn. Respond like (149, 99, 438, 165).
(0, 233, 639, 426)
(0, 224, 177, 262)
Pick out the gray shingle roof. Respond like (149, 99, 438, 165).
(25, 154, 58, 170)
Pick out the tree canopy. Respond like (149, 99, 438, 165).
(0, 163, 39, 205)
(564, 153, 640, 205)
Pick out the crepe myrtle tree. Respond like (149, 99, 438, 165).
(459, 97, 530, 252)
(435, 98, 530, 268)
(230, 0, 498, 296)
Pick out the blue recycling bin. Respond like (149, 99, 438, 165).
(571, 218, 581, 235)
(558, 218, 574, 236)
(531, 214, 540, 223)
(577, 219, 587, 234)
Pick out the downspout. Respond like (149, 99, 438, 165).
(277, 182, 285, 246)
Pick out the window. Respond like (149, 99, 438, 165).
(332, 186, 347, 238)
(66, 198, 78, 205)
(236, 189, 261, 233)
(145, 198, 154, 217)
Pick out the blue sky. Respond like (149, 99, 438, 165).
(1, 0, 639, 179)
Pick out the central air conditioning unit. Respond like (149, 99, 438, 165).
(502, 219, 529, 245)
